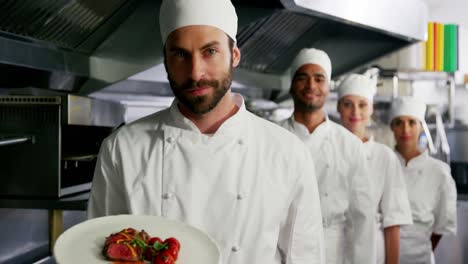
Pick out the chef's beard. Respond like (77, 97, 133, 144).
(168, 66, 233, 115)
(291, 94, 325, 113)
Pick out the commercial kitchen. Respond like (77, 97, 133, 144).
(1, 0, 467, 263)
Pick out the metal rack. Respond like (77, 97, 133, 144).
(377, 70, 455, 163)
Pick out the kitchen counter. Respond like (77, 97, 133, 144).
(0, 192, 89, 257)
(0, 192, 89, 210)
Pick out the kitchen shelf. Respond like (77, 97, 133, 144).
(0, 192, 89, 211)
(380, 69, 453, 81)
(396, 71, 452, 81)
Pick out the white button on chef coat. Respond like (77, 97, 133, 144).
(363, 139, 413, 264)
(280, 115, 375, 264)
(395, 150, 457, 264)
(88, 93, 325, 264)
(162, 193, 174, 199)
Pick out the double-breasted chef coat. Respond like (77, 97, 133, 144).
(88, 94, 325, 264)
(363, 139, 413, 264)
(396, 150, 457, 264)
(280, 116, 375, 264)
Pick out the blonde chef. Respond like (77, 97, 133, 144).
(337, 73, 413, 264)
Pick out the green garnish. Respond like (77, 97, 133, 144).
(153, 241, 168, 251)
(131, 237, 148, 249)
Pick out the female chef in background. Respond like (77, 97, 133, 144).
(337, 74, 413, 264)
(389, 96, 457, 264)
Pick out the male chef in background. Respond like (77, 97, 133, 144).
(87, 0, 324, 263)
(280, 48, 375, 264)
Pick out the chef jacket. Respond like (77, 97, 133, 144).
(396, 150, 457, 264)
(280, 116, 375, 264)
(88, 93, 325, 264)
(363, 139, 413, 264)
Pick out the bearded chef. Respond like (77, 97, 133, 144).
(279, 48, 375, 264)
(336, 74, 413, 264)
(389, 96, 457, 264)
(87, 0, 325, 263)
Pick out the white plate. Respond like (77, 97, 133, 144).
(54, 215, 220, 264)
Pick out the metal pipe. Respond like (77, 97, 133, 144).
(392, 75, 399, 98)
(422, 121, 436, 155)
(448, 73, 456, 128)
(436, 112, 451, 163)
(0, 137, 30, 147)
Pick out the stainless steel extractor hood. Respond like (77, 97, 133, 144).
(0, 0, 428, 95)
(233, 0, 428, 90)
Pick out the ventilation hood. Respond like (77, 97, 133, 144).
(0, 0, 427, 95)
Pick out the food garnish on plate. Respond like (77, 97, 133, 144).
(103, 228, 180, 264)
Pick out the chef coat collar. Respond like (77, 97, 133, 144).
(288, 111, 330, 142)
(395, 149, 429, 168)
(167, 93, 247, 135)
(363, 135, 374, 145)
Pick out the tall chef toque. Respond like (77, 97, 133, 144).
(337, 73, 377, 102)
(159, 0, 238, 44)
(389, 96, 427, 124)
(290, 48, 332, 82)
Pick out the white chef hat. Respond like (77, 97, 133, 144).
(159, 0, 238, 44)
(389, 96, 427, 124)
(337, 73, 377, 102)
(290, 48, 332, 82)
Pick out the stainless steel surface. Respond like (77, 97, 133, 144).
(422, 120, 437, 155)
(435, 112, 451, 163)
(0, 209, 49, 264)
(281, 0, 427, 41)
(0, 95, 61, 104)
(237, 10, 317, 73)
(60, 183, 92, 197)
(0, 95, 118, 198)
(392, 76, 399, 99)
(236, 5, 421, 80)
(448, 128, 468, 163)
(396, 71, 452, 81)
(0, 136, 30, 147)
(0, 209, 87, 264)
(34, 256, 55, 264)
(65, 95, 125, 127)
(0, 95, 125, 127)
(0, 35, 89, 76)
(0, 99, 61, 197)
(0, 0, 128, 51)
(62, 154, 98, 162)
(0, 0, 429, 94)
(0, 0, 139, 93)
(449, 73, 456, 128)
